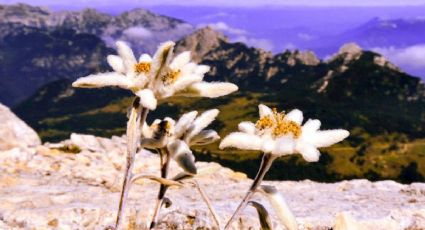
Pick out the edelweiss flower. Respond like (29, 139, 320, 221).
(220, 104, 349, 162)
(140, 109, 220, 173)
(72, 41, 238, 110)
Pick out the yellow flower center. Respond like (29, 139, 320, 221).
(255, 107, 302, 138)
(255, 116, 274, 130)
(134, 62, 151, 74)
(161, 69, 181, 85)
(273, 120, 301, 138)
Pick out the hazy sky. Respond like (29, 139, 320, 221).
(2, 0, 425, 7)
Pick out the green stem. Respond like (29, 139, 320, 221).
(193, 179, 221, 229)
(224, 153, 277, 230)
(114, 97, 149, 230)
(149, 148, 171, 229)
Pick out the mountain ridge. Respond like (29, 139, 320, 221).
(0, 3, 194, 53)
(0, 3, 195, 106)
(2, 7, 425, 182)
(14, 27, 425, 140)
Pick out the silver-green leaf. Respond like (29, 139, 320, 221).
(248, 201, 273, 230)
(131, 174, 183, 187)
(258, 185, 298, 230)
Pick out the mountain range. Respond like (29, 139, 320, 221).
(307, 17, 425, 56)
(1, 3, 425, 182)
(11, 26, 425, 183)
(0, 3, 194, 106)
(0, 3, 193, 54)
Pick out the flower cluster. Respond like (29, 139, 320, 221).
(73, 41, 238, 110)
(141, 109, 220, 174)
(220, 104, 349, 162)
(72, 39, 350, 230)
(219, 104, 349, 229)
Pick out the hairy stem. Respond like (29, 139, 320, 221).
(149, 148, 171, 229)
(193, 179, 221, 229)
(115, 97, 149, 230)
(224, 153, 277, 230)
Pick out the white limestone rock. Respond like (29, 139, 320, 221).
(0, 103, 41, 151)
(0, 134, 424, 229)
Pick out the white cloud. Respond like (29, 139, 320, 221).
(196, 22, 273, 51)
(197, 22, 246, 35)
(233, 36, 274, 51)
(122, 27, 153, 39)
(373, 45, 425, 69)
(297, 33, 315, 41)
(201, 12, 235, 20)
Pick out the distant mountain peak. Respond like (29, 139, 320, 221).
(0, 3, 194, 54)
(338, 43, 362, 56)
(328, 43, 363, 64)
(328, 42, 399, 71)
(175, 26, 227, 62)
(279, 49, 320, 66)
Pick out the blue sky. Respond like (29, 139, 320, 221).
(2, 0, 425, 7)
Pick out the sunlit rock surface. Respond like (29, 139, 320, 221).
(0, 103, 41, 150)
(0, 132, 424, 229)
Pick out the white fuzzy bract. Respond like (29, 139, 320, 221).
(72, 41, 238, 110)
(220, 104, 349, 162)
(140, 109, 220, 173)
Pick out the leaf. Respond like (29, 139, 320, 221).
(131, 174, 183, 187)
(248, 201, 273, 230)
(167, 140, 197, 174)
(257, 185, 298, 230)
(171, 172, 194, 182)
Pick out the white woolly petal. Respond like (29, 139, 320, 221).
(185, 109, 219, 142)
(181, 62, 197, 74)
(238, 121, 256, 134)
(139, 53, 152, 63)
(116, 41, 137, 74)
(260, 186, 298, 230)
(258, 104, 273, 118)
(174, 111, 198, 139)
(309, 129, 350, 148)
(135, 89, 157, 110)
(190, 130, 220, 146)
(272, 137, 296, 156)
(170, 51, 191, 70)
(107, 55, 125, 74)
(72, 72, 130, 89)
(130, 73, 149, 90)
(164, 117, 176, 127)
(141, 122, 153, 138)
(151, 41, 175, 79)
(177, 82, 238, 98)
(151, 119, 161, 126)
(302, 119, 321, 134)
(219, 132, 263, 151)
(261, 138, 276, 154)
(285, 109, 303, 125)
(295, 142, 320, 162)
(171, 74, 203, 93)
(195, 65, 210, 75)
(167, 140, 197, 174)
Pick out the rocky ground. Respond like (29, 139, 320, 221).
(1, 104, 425, 229)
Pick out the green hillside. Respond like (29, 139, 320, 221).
(12, 29, 425, 183)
